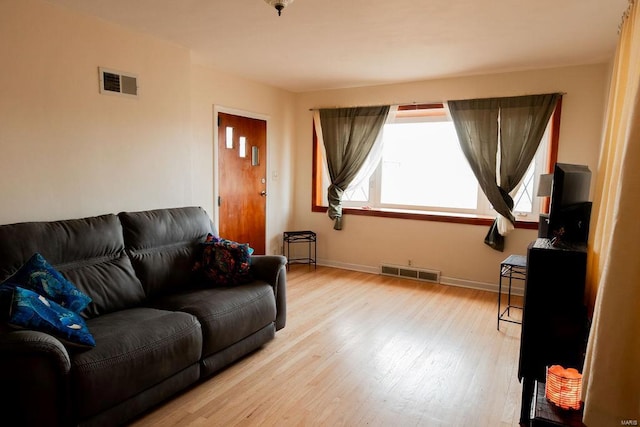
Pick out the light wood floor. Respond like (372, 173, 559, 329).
(132, 266, 524, 427)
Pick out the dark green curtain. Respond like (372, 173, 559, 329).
(319, 106, 390, 230)
(448, 93, 561, 251)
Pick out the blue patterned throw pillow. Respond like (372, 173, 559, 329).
(9, 287, 96, 349)
(194, 234, 254, 286)
(0, 253, 91, 313)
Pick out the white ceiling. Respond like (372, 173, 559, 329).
(46, 0, 628, 93)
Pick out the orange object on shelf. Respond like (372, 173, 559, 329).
(545, 365, 583, 410)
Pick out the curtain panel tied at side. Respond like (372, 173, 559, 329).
(318, 106, 390, 230)
(448, 93, 561, 251)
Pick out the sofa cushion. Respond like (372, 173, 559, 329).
(0, 253, 91, 313)
(60, 253, 145, 318)
(71, 307, 202, 420)
(119, 207, 214, 298)
(149, 282, 276, 357)
(8, 287, 95, 349)
(0, 215, 146, 318)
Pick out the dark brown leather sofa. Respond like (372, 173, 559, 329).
(0, 206, 286, 426)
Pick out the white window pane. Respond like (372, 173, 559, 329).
(380, 122, 478, 209)
(513, 124, 551, 218)
(331, 104, 553, 219)
(239, 136, 247, 158)
(343, 184, 369, 202)
(225, 127, 233, 149)
(513, 162, 535, 213)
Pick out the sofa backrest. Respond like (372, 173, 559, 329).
(118, 207, 214, 298)
(0, 214, 146, 318)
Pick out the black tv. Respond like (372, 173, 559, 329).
(545, 163, 592, 247)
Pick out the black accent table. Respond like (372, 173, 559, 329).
(283, 231, 317, 270)
(498, 254, 526, 330)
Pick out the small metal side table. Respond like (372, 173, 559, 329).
(283, 231, 316, 271)
(497, 254, 526, 330)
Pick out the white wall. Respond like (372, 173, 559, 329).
(292, 64, 609, 288)
(0, 0, 296, 255)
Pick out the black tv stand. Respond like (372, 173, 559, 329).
(518, 238, 589, 426)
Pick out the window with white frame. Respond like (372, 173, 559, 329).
(327, 103, 551, 222)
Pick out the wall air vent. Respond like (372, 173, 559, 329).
(99, 67, 138, 97)
(380, 264, 441, 283)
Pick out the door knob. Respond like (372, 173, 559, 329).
(260, 191, 267, 197)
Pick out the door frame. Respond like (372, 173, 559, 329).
(213, 105, 271, 251)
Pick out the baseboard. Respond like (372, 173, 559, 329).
(441, 276, 524, 296)
(317, 259, 380, 275)
(316, 259, 523, 296)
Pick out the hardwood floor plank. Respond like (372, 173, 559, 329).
(131, 266, 523, 427)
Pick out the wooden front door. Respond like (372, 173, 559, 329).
(217, 112, 267, 254)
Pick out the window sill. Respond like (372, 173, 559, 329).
(311, 205, 539, 230)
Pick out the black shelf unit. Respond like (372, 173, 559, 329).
(530, 380, 585, 427)
(518, 238, 589, 426)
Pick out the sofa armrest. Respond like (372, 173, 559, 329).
(250, 255, 287, 330)
(0, 330, 73, 426)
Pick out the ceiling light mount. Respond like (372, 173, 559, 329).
(264, 0, 294, 16)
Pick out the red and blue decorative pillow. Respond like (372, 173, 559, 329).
(194, 234, 254, 286)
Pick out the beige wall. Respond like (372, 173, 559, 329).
(0, 0, 611, 287)
(293, 64, 609, 289)
(1, 0, 191, 223)
(0, 0, 296, 255)
(189, 62, 296, 254)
